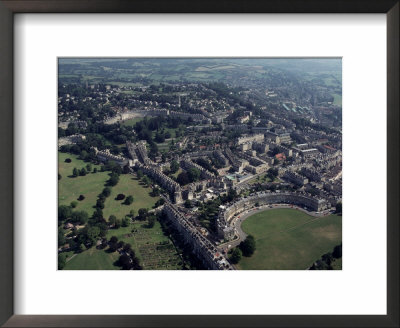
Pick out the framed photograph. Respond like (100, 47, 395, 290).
(0, 1, 398, 327)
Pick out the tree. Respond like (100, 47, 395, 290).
(115, 219, 121, 229)
(123, 165, 131, 174)
(80, 150, 88, 160)
(102, 187, 112, 198)
(335, 202, 342, 214)
(230, 248, 242, 264)
(122, 217, 131, 227)
(73, 167, 79, 177)
(154, 132, 165, 143)
(86, 163, 92, 172)
(150, 187, 160, 197)
(109, 215, 117, 226)
(147, 215, 156, 228)
(187, 168, 201, 182)
(108, 172, 119, 186)
(58, 254, 66, 270)
(77, 243, 85, 253)
(177, 171, 190, 186)
(267, 168, 278, 181)
(70, 201, 78, 208)
(109, 236, 118, 244)
(77, 194, 85, 201)
(58, 227, 66, 246)
(58, 174, 62, 180)
(154, 199, 165, 207)
(79, 167, 87, 176)
(124, 195, 134, 205)
(141, 176, 150, 187)
(70, 210, 89, 224)
(64, 158, 72, 163)
(332, 244, 342, 259)
(58, 205, 72, 221)
(129, 209, 136, 218)
(96, 198, 105, 209)
(138, 208, 148, 220)
(118, 254, 133, 270)
(116, 193, 125, 201)
(170, 160, 179, 174)
(123, 243, 132, 252)
(239, 235, 256, 257)
(92, 207, 103, 221)
(86, 226, 101, 246)
(112, 165, 123, 175)
(93, 167, 98, 173)
(137, 170, 144, 179)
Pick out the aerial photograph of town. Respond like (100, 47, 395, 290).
(57, 58, 342, 270)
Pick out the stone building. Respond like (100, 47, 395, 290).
(163, 203, 233, 270)
(284, 171, 309, 186)
(94, 148, 129, 166)
(219, 191, 328, 225)
(180, 157, 215, 181)
(137, 163, 182, 203)
(237, 133, 265, 145)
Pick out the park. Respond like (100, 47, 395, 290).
(236, 208, 342, 270)
(59, 151, 183, 270)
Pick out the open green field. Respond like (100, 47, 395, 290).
(102, 175, 160, 220)
(64, 247, 120, 270)
(64, 220, 183, 270)
(333, 94, 342, 106)
(237, 209, 342, 270)
(58, 152, 109, 215)
(59, 152, 159, 219)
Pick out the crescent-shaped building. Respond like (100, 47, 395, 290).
(217, 191, 329, 240)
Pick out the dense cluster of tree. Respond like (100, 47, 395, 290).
(335, 202, 342, 215)
(108, 236, 142, 270)
(194, 158, 218, 176)
(229, 248, 242, 264)
(267, 168, 279, 181)
(309, 244, 342, 270)
(239, 235, 256, 257)
(176, 167, 201, 186)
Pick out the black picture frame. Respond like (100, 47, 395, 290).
(0, 1, 398, 327)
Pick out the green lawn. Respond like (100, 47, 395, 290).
(58, 152, 109, 215)
(237, 209, 342, 270)
(333, 94, 342, 106)
(59, 152, 159, 220)
(102, 174, 160, 220)
(63, 247, 120, 270)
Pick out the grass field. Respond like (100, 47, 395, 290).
(333, 94, 342, 106)
(102, 175, 159, 220)
(59, 152, 159, 219)
(58, 152, 109, 215)
(64, 220, 183, 270)
(64, 247, 120, 270)
(237, 209, 342, 270)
